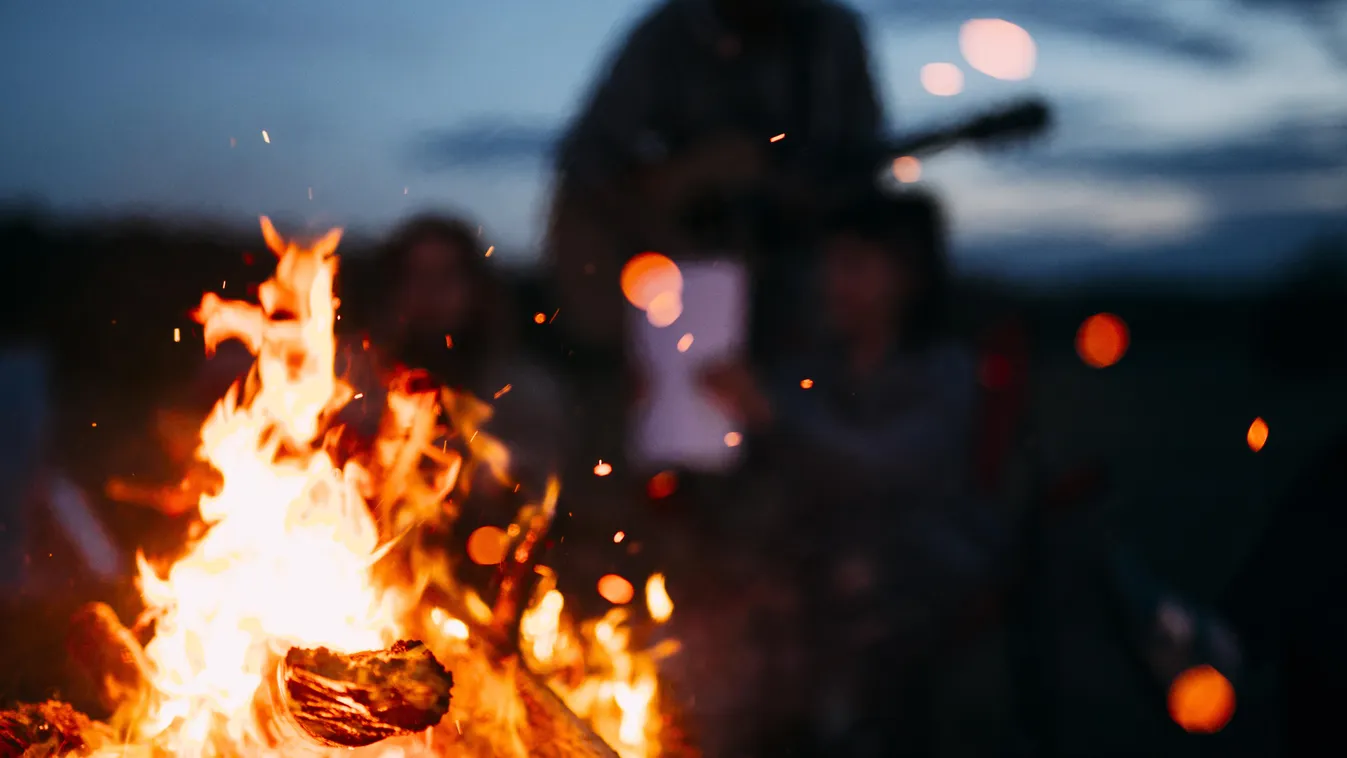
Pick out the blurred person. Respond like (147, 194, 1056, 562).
(0, 342, 122, 595)
(0, 340, 127, 702)
(545, 0, 884, 462)
(368, 213, 565, 495)
(700, 189, 1009, 755)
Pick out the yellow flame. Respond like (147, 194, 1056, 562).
(101, 217, 677, 758)
(645, 575, 673, 624)
(128, 218, 398, 754)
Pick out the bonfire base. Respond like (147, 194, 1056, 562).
(0, 700, 111, 756)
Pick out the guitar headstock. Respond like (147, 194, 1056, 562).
(956, 96, 1053, 146)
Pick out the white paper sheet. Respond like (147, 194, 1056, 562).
(628, 259, 748, 473)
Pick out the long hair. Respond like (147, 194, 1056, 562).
(370, 213, 513, 384)
(822, 187, 952, 352)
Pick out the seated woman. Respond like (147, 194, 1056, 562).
(702, 189, 1007, 755)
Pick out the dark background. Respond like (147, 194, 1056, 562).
(3, 211, 1343, 755)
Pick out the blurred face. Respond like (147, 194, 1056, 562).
(394, 237, 475, 338)
(822, 234, 912, 338)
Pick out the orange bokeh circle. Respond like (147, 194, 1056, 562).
(1168, 664, 1236, 734)
(1076, 313, 1129, 368)
(597, 574, 635, 605)
(1247, 417, 1269, 452)
(620, 252, 682, 310)
(466, 525, 508, 566)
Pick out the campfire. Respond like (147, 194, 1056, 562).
(5, 219, 684, 757)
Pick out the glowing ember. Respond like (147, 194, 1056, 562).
(1077, 313, 1129, 368)
(644, 575, 673, 624)
(467, 526, 509, 566)
(1168, 664, 1236, 733)
(646, 472, 677, 501)
(597, 575, 635, 605)
(1247, 417, 1269, 452)
(93, 217, 677, 758)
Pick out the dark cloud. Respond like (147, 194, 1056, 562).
(859, 0, 1247, 66)
(408, 121, 558, 170)
(1047, 116, 1347, 178)
(962, 211, 1347, 286)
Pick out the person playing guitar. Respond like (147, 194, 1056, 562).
(546, 0, 884, 361)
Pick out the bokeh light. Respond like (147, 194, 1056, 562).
(466, 525, 508, 566)
(647, 470, 678, 500)
(1247, 417, 1269, 452)
(1168, 664, 1236, 734)
(677, 333, 694, 352)
(724, 432, 742, 448)
(892, 155, 922, 183)
(593, 459, 613, 476)
(800, 378, 814, 389)
(646, 291, 684, 328)
(533, 312, 546, 324)
(621, 252, 682, 310)
(959, 18, 1037, 81)
(1076, 313, 1130, 368)
(597, 574, 635, 605)
(920, 62, 965, 96)
(645, 574, 674, 623)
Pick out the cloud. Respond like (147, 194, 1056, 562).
(408, 122, 559, 170)
(925, 153, 1215, 248)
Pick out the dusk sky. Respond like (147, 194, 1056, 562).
(1, 0, 1344, 283)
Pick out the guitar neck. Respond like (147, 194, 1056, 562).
(886, 129, 963, 159)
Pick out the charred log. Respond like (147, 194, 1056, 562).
(0, 700, 112, 757)
(263, 639, 453, 749)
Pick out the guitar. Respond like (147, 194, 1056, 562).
(546, 96, 1054, 352)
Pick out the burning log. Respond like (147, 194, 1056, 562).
(509, 662, 623, 758)
(0, 700, 115, 757)
(258, 639, 454, 749)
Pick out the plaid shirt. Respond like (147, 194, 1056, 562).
(555, 0, 883, 190)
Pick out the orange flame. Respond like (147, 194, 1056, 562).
(104, 218, 677, 757)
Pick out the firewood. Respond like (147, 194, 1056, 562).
(66, 602, 152, 715)
(0, 700, 115, 757)
(416, 584, 621, 757)
(261, 639, 453, 749)
(510, 662, 622, 758)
